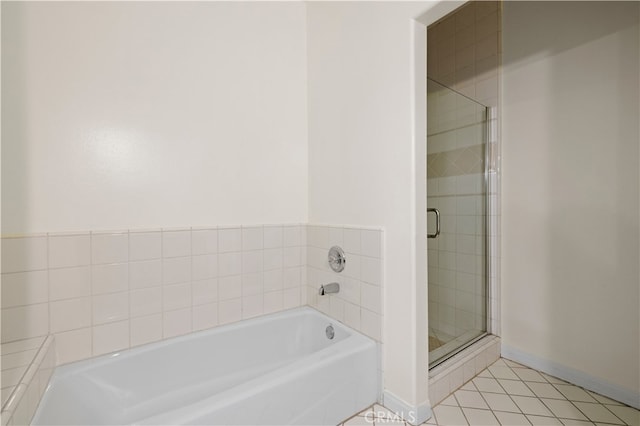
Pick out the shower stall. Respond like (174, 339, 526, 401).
(427, 78, 492, 368)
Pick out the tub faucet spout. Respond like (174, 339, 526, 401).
(319, 282, 340, 296)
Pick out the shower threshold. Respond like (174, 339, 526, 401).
(429, 330, 488, 369)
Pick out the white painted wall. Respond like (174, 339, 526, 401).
(502, 1, 639, 402)
(307, 1, 460, 414)
(1, 2, 308, 234)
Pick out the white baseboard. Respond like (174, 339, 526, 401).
(382, 390, 432, 425)
(502, 344, 640, 409)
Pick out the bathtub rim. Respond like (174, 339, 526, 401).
(50, 306, 368, 375)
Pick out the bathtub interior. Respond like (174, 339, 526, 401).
(32, 307, 377, 425)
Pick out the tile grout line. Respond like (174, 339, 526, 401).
(544, 376, 628, 425)
(492, 361, 633, 426)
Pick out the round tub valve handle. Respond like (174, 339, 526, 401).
(328, 246, 346, 273)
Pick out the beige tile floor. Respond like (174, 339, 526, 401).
(341, 359, 640, 426)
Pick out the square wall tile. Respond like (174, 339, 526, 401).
(242, 227, 263, 251)
(192, 303, 218, 331)
(344, 302, 361, 330)
(340, 278, 361, 305)
(360, 308, 381, 341)
(130, 287, 162, 318)
(329, 297, 345, 322)
(242, 294, 263, 319)
(263, 249, 283, 271)
(129, 232, 161, 261)
(91, 232, 128, 265)
(218, 228, 241, 253)
(49, 234, 90, 269)
(342, 254, 361, 280)
(283, 247, 302, 268)
(163, 308, 191, 338)
(162, 230, 191, 258)
(242, 251, 263, 274)
(92, 292, 129, 325)
(264, 291, 283, 314)
(191, 229, 218, 256)
(92, 263, 128, 294)
(307, 226, 328, 249)
(361, 282, 382, 314)
(218, 253, 242, 277)
(361, 257, 382, 286)
(130, 314, 162, 347)
(192, 254, 217, 281)
(54, 328, 92, 365)
(1, 271, 48, 308)
(192, 279, 218, 305)
(50, 297, 90, 333)
(328, 227, 344, 248)
(218, 298, 241, 324)
(2, 237, 48, 273)
(282, 287, 302, 309)
(361, 230, 382, 258)
(283, 267, 300, 289)
(129, 260, 161, 289)
(263, 226, 283, 249)
(162, 257, 191, 285)
(93, 320, 129, 356)
(264, 269, 284, 292)
(49, 266, 91, 301)
(283, 226, 302, 247)
(163, 283, 192, 311)
(1, 304, 49, 342)
(242, 273, 263, 297)
(218, 276, 242, 300)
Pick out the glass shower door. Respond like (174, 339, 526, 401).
(427, 78, 488, 368)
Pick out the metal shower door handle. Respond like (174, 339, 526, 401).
(427, 208, 440, 238)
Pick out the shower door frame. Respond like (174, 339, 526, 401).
(426, 82, 495, 369)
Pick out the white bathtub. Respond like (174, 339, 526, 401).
(32, 307, 378, 425)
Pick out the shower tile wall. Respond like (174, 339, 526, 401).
(427, 0, 501, 109)
(427, 0, 502, 342)
(427, 86, 486, 341)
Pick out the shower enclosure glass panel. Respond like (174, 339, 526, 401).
(427, 78, 488, 368)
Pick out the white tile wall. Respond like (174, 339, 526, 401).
(1, 271, 48, 309)
(129, 231, 162, 261)
(48, 234, 90, 269)
(49, 267, 90, 301)
(427, 172, 488, 340)
(306, 225, 384, 343)
(1, 237, 48, 274)
(130, 314, 162, 347)
(427, 0, 502, 346)
(1, 304, 49, 343)
(93, 321, 129, 356)
(1, 335, 55, 425)
(1, 224, 307, 366)
(91, 232, 128, 265)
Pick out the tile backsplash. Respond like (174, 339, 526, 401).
(305, 225, 384, 343)
(1, 223, 384, 367)
(1, 225, 307, 365)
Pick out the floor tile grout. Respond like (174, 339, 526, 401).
(344, 357, 639, 426)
